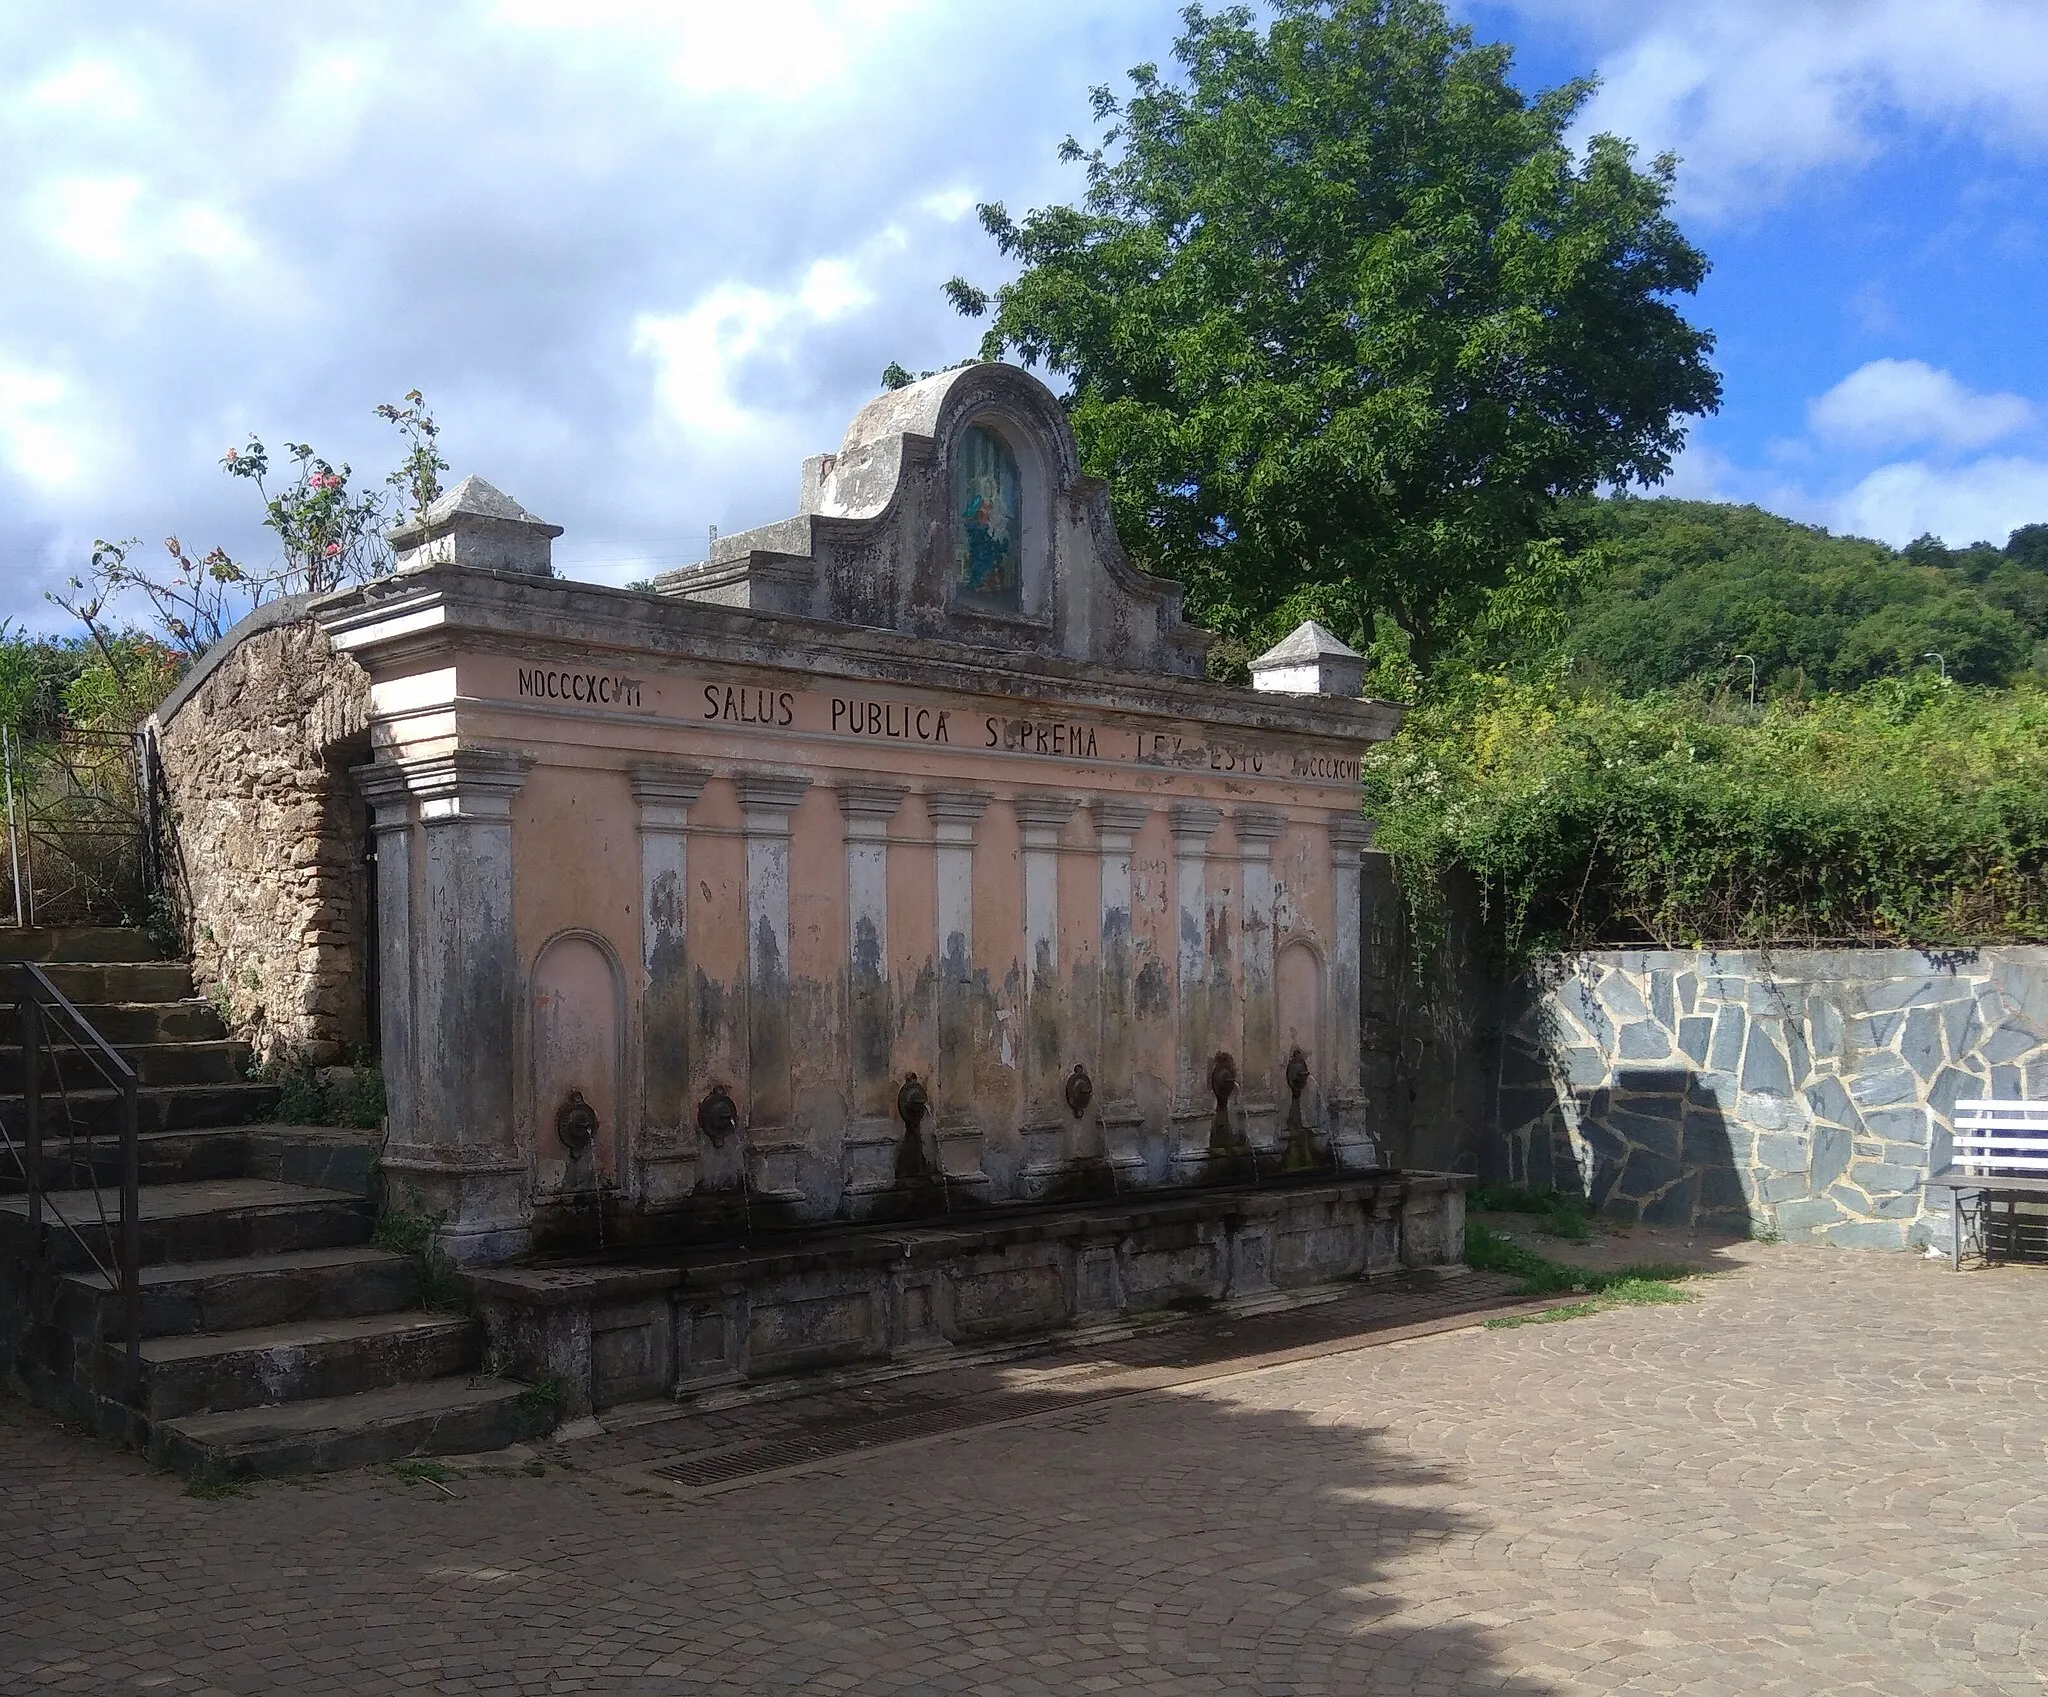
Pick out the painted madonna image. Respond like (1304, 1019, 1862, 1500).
(953, 423, 1022, 609)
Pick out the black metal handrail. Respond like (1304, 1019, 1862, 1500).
(6, 961, 141, 1399)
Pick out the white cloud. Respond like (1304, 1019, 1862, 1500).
(1830, 455, 2048, 547)
(0, 0, 1173, 625)
(0, 362, 93, 491)
(1809, 359, 2032, 455)
(919, 187, 978, 222)
(488, 0, 935, 101)
(29, 174, 262, 278)
(635, 251, 883, 451)
(1516, 0, 2048, 218)
(21, 56, 146, 121)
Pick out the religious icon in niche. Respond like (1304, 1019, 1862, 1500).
(953, 423, 1022, 609)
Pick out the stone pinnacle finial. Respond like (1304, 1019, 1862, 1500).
(387, 474, 564, 577)
(1249, 620, 1365, 697)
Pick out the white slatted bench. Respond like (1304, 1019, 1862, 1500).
(1925, 1099, 2048, 1269)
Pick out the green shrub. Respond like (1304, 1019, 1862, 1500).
(256, 1051, 386, 1130)
(1467, 1184, 1592, 1241)
(1368, 673, 2048, 963)
(372, 1191, 471, 1314)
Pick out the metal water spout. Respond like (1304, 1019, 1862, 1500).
(898, 1072, 948, 1213)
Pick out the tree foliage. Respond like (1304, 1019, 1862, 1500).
(948, 0, 1720, 658)
(1545, 499, 2044, 695)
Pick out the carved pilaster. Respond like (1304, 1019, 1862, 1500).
(1090, 798, 1151, 1176)
(1012, 792, 1078, 1190)
(1168, 802, 1225, 1176)
(736, 774, 810, 1200)
(838, 781, 907, 1208)
(631, 764, 708, 1206)
(1233, 807, 1286, 1147)
(925, 790, 993, 1192)
(1326, 811, 1377, 1170)
(374, 749, 531, 1263)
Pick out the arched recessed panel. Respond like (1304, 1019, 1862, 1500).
(953, 423, 1023, 610)
(1276, 938, 1326, 1089)
(531, 932, 623, 1192)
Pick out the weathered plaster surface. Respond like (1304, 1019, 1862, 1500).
(141, 364, 1409, 1266)
(472, 1175, 1463, 1416)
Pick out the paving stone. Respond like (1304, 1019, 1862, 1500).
(8, 1245, 2045, 1696)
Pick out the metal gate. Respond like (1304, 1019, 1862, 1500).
(0, 724, 163, 929)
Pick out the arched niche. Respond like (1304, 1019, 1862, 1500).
(1276, 937, 1327, 1122)
(948, 414, 1050, 621)
(529, 930, 625, 1194)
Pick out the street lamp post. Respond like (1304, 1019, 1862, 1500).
(1922, 650, 1948, 683)
(1734, 653, 1758, 708)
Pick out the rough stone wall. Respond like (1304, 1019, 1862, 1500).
(1485, 947, 2048, 1252)
(156, 621, 373, 1065)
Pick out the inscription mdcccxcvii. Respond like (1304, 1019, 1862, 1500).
(518, 667, 644, 708)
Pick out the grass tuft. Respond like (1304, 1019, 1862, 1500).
(1469, 1184, 1593, 1243)
(1467, 1223, 1703, 1328)
(373, 1191, 474, 1314)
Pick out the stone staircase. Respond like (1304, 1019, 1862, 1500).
(0, 926, 552, 1477)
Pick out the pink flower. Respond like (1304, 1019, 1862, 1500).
(324, 541, 341, 557)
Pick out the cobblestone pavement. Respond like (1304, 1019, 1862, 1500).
(5, 1244, 2045, 1696)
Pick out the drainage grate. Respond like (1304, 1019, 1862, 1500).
(650, 1385, 1137, 1489)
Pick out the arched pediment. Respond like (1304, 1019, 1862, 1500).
(654, 362, 1212, 678)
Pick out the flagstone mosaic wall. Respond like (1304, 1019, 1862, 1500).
(1483, 948, 2048, 1251)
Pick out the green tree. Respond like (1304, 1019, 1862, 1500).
(1551, 499, 2034, 694)
(945, 0, 1720, 661)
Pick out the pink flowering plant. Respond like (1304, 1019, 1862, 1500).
(49, 392, 446, 701)
(220, 436, 390, 595)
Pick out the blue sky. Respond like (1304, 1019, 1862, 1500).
(3, 0, 2047, 633)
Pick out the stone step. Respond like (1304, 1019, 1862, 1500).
(240, 1125, 383, 1199)
(1, 1125, 252, 1191)
(0, 1081, 279, 1139)
(0, 999, 226, 1045)
(4, 961, 195, 1004)
(128, 1311, 482, 1420)
(153, 1376, 554, 1480)
(0, 1178, 370, 1271)
(0, 927, 165, 964)
(57, 1245, 420, 1339)
(0, 1039, 251, 1091)
(0, 1123, 379, 1198)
